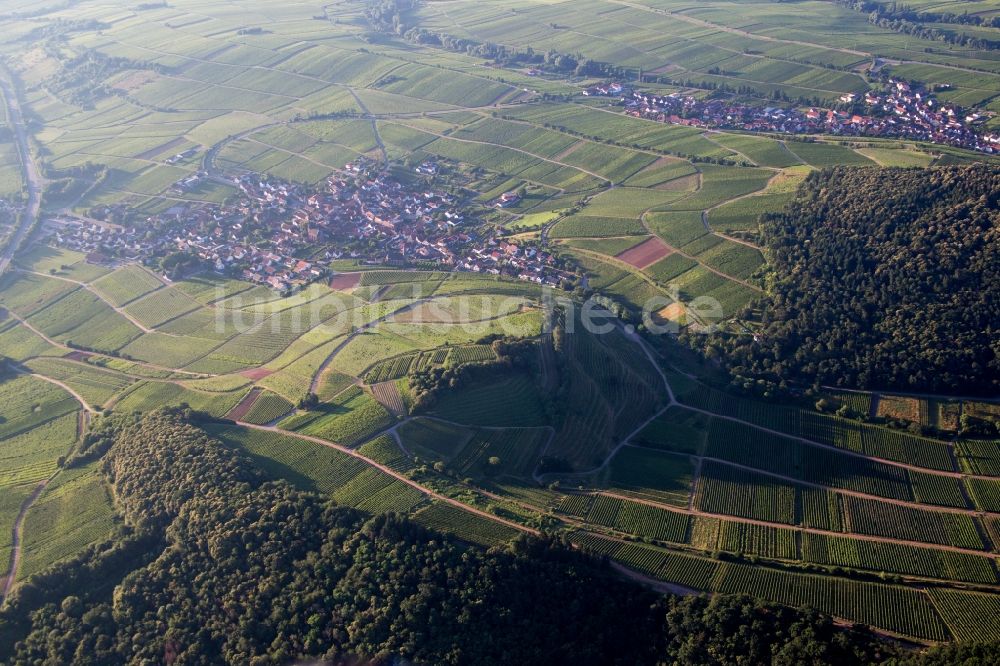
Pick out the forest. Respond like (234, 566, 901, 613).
(0, 408, 917, 665)
(699, 164, 1000, 397)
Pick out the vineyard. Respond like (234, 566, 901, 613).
(411, 502, 521, 547)
(0, 375, 81, 441)
(717, 521, 797, 560)
(370, 381, 406, 417)
(23, 357, 133, 408)
(633, 408, 708, 455)
(363, 351, 434, 384)
(91, 265, 164, 307)
(677, 384, 798, 432)
(705, 417, 915, 502)
(547, 320, 664, 469)
(965, 477, 1000, 513)
(802, 533, 998, 584)
(397, 417, 473, 460)
(843, 496, 986, 550)
(16, 463, 117, 580)
(332, 469, 425, 515)
(281, 386, 394, 446)
(929, 589, 1000, 643)
(240, 391, 294, 425)
(446, 344, 496, 365)
(570, 533, 721, 590)
(697, 461, 797, 525)
(429, 372, 547, 427)
(448, 427, 547, 478)
(209, 425, 425, 516)
(800, 412, 955, 472)
(715, 561, 949, 641)
(359, 270, 448, 286)
(124, 287, 200, 328)
(606, 446, 694, 507)
(613, 498, 690, 543)
(357, 435, 415, 474)
(908, 470, 968, 509)
(956, 439, 1000, 476)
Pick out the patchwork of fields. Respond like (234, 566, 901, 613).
(4, 0, 1000, 648)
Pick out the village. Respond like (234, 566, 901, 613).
(47, 160, 567, 292)
(584, 78, 999, 153)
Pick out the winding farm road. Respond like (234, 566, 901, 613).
(1, 307, 204, 377)
(588, 486, 998, 560)
(1, 371, 92, 603)
(18, 269, 162, 335)
(1, 481, 49, 603)
(236, 421, 538, 537)
(307, 298, 431, 394)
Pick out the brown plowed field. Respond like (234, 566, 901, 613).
(329, 272, 362, 290)
(616, 236, 672, 269)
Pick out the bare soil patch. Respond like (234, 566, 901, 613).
(240, 367, 274, 380)
(653, 302, 687, 326)
(227, 387, 262, 421)
(329, 272, 362, 290)
(616, 236, 672, 269)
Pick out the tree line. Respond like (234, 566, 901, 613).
(834, 0, 1000, 50)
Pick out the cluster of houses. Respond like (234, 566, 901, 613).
(594, 79, 997, 153)
(458, 238, 567, 286)
(48, 160, 567, 291)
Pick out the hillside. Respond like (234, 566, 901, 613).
(3, 0, 1000, 656)
(0, 409, 895, 665)
(708, 164, 1000, 396)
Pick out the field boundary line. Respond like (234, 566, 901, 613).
(236, 421, 538, 537)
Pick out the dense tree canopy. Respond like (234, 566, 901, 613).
(701, 164, 1000, 396)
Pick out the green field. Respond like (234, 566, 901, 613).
(3, 0, 999, 646)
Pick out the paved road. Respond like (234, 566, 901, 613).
(0, 73, 42, 277)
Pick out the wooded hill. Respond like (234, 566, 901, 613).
(703, 164, 1000, 397)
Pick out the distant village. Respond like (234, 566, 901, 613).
(49, 160, 568, 292)
(585, 78, 999, 153)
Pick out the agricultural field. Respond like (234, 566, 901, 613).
(234, 390, 295, 425)
(16, 462, 117, 580)
(23, 357, 134, 408)
(280, 385, 394, 447)
(604, 447, 694, 507)
(3, 0, 1000, 649)
(429, 373, 548, 428)
(0, 373, 83, 585)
